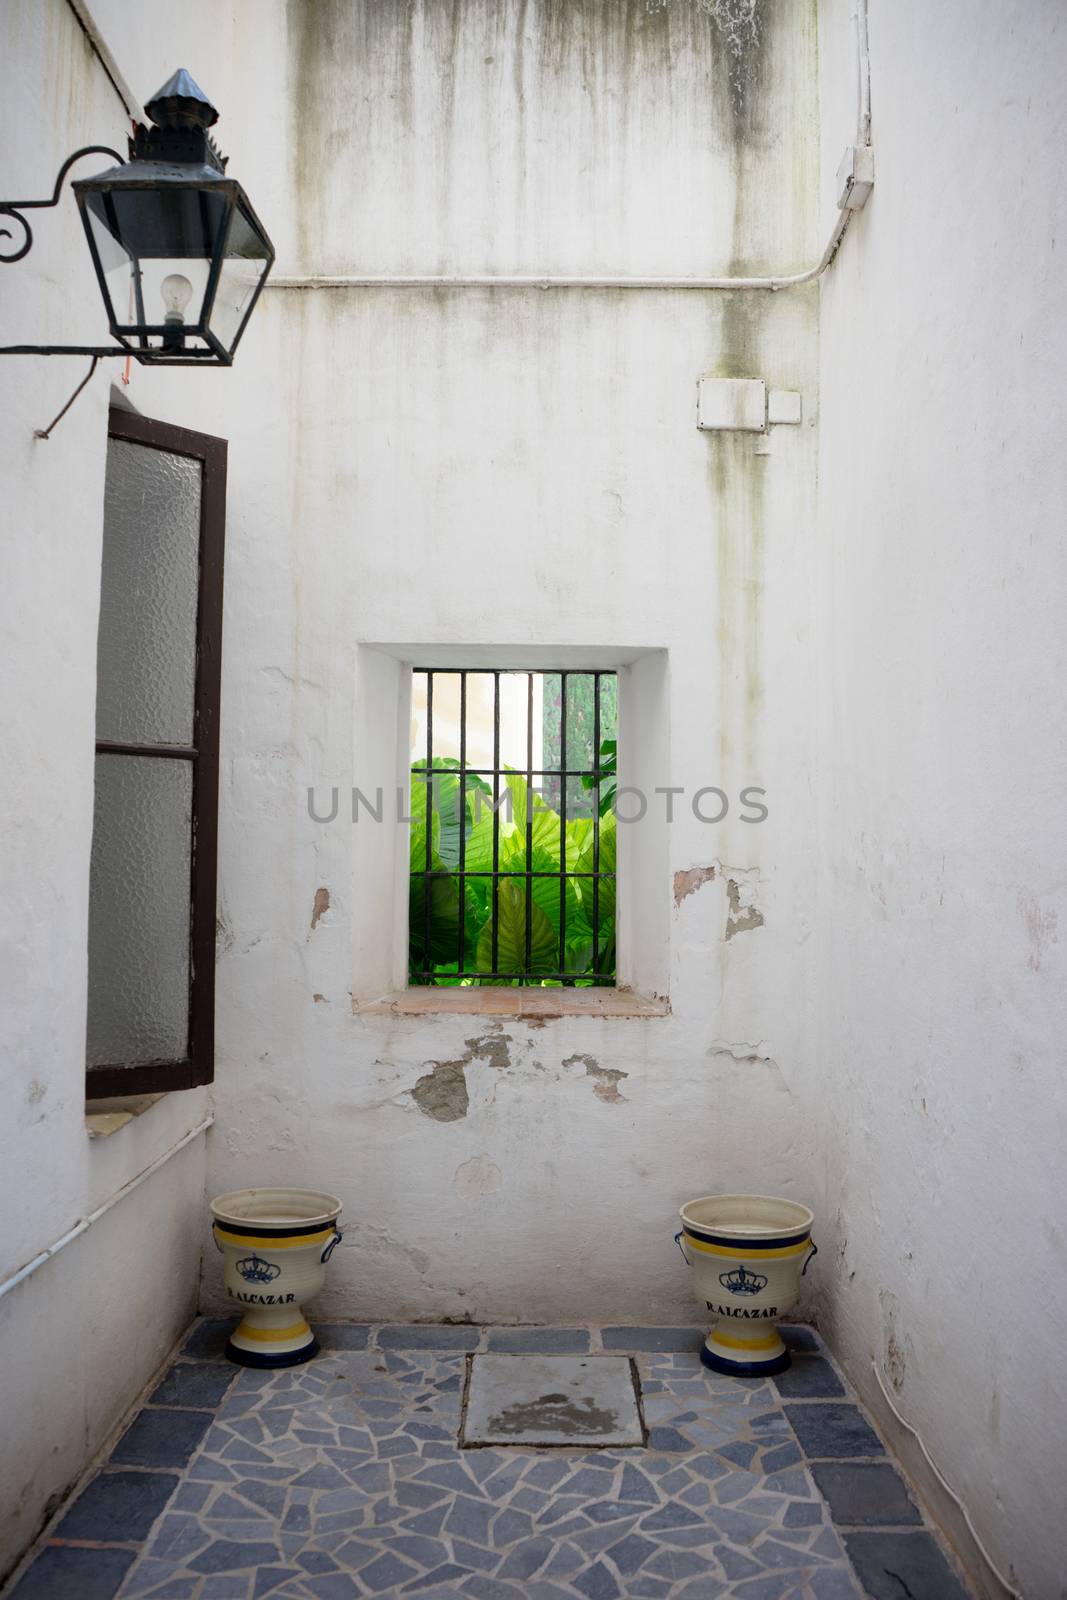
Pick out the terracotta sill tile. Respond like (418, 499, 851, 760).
(355, 988, 669, 1020)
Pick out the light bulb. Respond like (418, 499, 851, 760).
(161, 273, 193, 323)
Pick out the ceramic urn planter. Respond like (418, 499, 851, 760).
(211, 1188, 343, 1367)
(676, 1193, 817, 1375)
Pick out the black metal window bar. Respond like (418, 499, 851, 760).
(409, 669, 617, 986)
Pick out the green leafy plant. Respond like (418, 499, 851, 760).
(408, 749, 616, 985)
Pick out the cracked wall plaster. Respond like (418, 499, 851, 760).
(725, 871, 765, 939)
(563, 1053, 630, 1104)
(411, 1058, 470, 1122)
(674, 864, 719, 905)
(310, 886, 331, 930)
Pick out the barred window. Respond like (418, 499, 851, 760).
(409, 670, 617, 986)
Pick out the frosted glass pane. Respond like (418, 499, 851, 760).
(96, 439, 200, 745)
(86, 755, 192, 1066)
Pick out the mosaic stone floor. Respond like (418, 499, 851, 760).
(7, 1323, 974, 1600)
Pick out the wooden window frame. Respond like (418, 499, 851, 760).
(86, 407, 227, 1098)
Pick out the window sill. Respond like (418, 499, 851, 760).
(85, 1092, 168, 1139)
(355, 987, 669, 1020)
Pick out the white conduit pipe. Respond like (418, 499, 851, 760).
(266, 215, 851, 295)
(0, 1116, 213, 1304)
(855, 0, 872, 147)
(871, 1362, 1022, 1600)
(268, 1, 870, 297)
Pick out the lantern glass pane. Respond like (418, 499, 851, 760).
(83, 183, 235, 348)
(207, 203, 272, 353)
(84, 200, 135, 329)
(84, 183, 230, 259)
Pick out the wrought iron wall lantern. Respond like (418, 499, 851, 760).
(0, 69, 275, 366)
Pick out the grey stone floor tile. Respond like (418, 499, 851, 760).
(112, 1408, 214, 1468)
(151, 1363, 238, 1409)
(844, 1529, 972, 1598)
(780, 1325, 821, 1352)
(812, 1461, 922, 1526)
(784, 1403, 885, 1459)
(379, 1325, 480, 1350)
(316, 1324, 372, 1350)
(181, 1319, 233, 1361)
(771, 1356, 846, 1399)
(485, 1327, 591, 1354)
(600, 1326, 705, 1352)
(53, 1467, 180, 1542)
(9, 1546, 136, 1600)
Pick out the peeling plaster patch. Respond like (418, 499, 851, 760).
(411, 1059, 470, 1122)
(454, 1154, 503, 1197)
(466, 1031, 512, 1070)
(563, 1053, 629, 1104)
(725, 871, 764, 939)
(409, 1032, 515, 1122)
(674, 863, 718, 905)
(310, 886, 330, 930)
(588, 1066, 629, 1104)
(312, 993, 326, 1003)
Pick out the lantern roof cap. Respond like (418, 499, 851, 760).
(145, 70, 219, 130)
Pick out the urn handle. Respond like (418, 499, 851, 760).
(321, 1229, 343, 1264)
(673, 1229, 691, 1265)
(801, 1238, 819, 1276)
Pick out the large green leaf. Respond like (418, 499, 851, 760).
(408, 854, 461, 969)
(411, 760, 492, 872)
(476, 880, 557, 980)
(576, 811, 616, 923)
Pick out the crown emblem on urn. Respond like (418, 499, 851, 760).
(718, 1264, 769, 1296)
(236, 1254, 282, 1284)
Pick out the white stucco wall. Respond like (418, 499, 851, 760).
(815, 3, 1067, 1596)
(184, 0, 825, 1331)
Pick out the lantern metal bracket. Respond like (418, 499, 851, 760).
(0, 146, 125, 264)
(0, 145, 140, 360)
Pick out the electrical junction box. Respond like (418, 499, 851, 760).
(837, 144, 875, 209)
(696, 377, 766, 432)
(768, 388, 802, 425)
(696, 378, 803, 433)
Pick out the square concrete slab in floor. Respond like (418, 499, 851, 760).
(463, 1352, 645, 1446)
